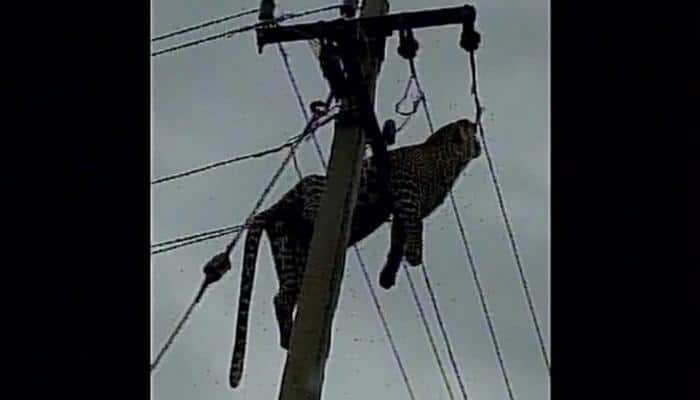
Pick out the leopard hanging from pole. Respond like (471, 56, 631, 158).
(229, 118, 481, 388)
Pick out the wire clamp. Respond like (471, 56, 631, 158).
(202, 252, 231, 285)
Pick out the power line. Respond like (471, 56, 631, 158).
(448, 195, 516, 400)
(151, 12, 340, 374)
(412, 58, 517, 400)
(151, 280, 208, 372)
(151, 8, 258, 42)
(151, 131, 305, 373)
(276, 42, 328, 169)
(151, 227, 240, 255)
(151, 22, 260, 57)
(466, 50, 550, 373)
(151, 4, 343, 57)
(151, 112, 329, 374)
(353, 249, 417, 400)
(151, 114, 335, 186)
(400, 58, 472, 400)
(420, 261, 471, 400)
(152, 224, 243, 249)
(403, 265, 455, 400)
(274, 42, 309, 180)
(151, 213, 394, 257)
(151, 140, 296, 185)
(277, 43, 310, 122)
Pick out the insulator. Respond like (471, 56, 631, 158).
(258, 0, 275, 21)
(459, 23, 481, 52)
(397, 29, 419, 60)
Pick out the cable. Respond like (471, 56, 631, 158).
(276, 42, 328, 170)
(219, 111, 334, 257)
(412, 59, 516, 400)
(291, 152, 304, 181)
(467, 50, 550, 373)
(151, 115, 336, 186)
(151, 141, 293, 185)
(408, 60, 435, 132)
(448, 196, 516, 400)
(400, 58, 472, 400)
(354, 249, 417, 400)
(420, 261, 470, 400)
(150, 111, 330, 375)
(393, 72, 424, 133)
(151, 21, 261, 57)
(151, 227, 240, 255)
(151, 4, 343, 57)
(152, 224, 243, 249)
(151, 8, 258, 42)
(395, 75, 423, 117)
(403, 264, 455, 400)
(274, 42, 306, 179)
(277, 42, 309, 121)
(151, 280, 208, 372)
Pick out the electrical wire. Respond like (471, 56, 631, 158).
(403, 264, 455, 400)
(276, 42, 328, 169)
(420, 261, 471, 400)
(412, 58, 517, 400)
(151, 227, 240, 255)
(466, 50, 550, 373)
(151, 4, 343, 57)
(151, 115, 335, 186)
(150, 110, 332, 374)
(151, 8, 258, 42)
(151, 224, 243, 249)
(354, 249, 417, 400)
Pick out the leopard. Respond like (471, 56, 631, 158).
(228, 118, 481, 388)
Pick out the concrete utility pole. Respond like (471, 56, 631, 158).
(277, 1, 389, 399)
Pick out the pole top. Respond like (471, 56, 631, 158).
(255, 4, 478, 53)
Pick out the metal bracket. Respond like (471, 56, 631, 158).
(255, 4, 476, 53)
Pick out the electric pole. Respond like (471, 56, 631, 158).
(277, 1, 388, 399)
(251, 2, 479, 399)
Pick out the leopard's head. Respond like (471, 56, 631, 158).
(424, 118, 481, 163)
(451, 118, 481, 162)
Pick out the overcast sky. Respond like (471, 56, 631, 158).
(151, 1, 549, 399)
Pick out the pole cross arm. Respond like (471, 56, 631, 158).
(256, 4, 476, 52)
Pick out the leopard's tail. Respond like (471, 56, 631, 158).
(229, 215, 266, 389)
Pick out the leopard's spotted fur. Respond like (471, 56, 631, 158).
(229, 118, 480, 388)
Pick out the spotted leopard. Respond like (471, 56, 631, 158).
(229, 118, 480, 388)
